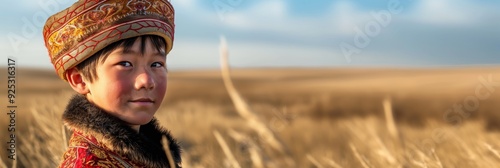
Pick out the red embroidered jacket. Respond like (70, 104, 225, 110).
(59, 131, 144, 168)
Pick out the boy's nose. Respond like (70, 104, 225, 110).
(134, 71, 155, 90)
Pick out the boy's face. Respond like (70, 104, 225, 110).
(85, 38, 167, 126)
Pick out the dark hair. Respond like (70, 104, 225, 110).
(76, 35, 166, 83)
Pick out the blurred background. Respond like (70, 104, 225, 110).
(1, 0, 500, 167)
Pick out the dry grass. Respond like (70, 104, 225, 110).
(219, 37, 289, 160)
(1, 64, 500, 167)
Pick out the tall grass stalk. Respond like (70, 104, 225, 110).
(0, 156, 7, 168)
(11, 158, 16, 168)
(383, 97, 398, 140)
(162, 136, 177, 168)
(431, 149, 443, 168)
(483, 142, 500, 160)
(219, 36, 287, 155)
(306, 154, 324, 168)
(367, 126, 396, 165)
(323, 157, 343, 168)
(228, 129, 264, 168)
(61, 125, 68, 151)
(214, 130, 241, 168)
(349, 143, 371, 168)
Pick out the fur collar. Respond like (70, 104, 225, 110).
(62, 94, 181, 168)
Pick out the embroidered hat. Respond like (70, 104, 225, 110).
(43, 0, 175, 80)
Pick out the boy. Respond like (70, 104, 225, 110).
(43, 0, 181, 167)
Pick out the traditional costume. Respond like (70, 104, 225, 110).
(43, 0, 180, 167)
(59, 95, 181, 168)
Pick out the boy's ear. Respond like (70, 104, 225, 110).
(66, 68, 90, 95)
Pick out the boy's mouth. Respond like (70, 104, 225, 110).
(129, 98, 155, 103)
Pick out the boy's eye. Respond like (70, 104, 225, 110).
(151, 62, 164, 68)
(118, 61, 132, 67)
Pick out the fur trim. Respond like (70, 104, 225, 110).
(63, 94, 181, 168)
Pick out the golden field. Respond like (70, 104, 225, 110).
(2, 67, 500, 168)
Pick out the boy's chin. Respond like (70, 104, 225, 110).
(133, 117, 155, 125)
(124, 114, 155, 126)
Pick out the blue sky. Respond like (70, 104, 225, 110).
(1, 0, 499, 70)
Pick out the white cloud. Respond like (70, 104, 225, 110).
(225, 41, 341, 67)
(0, 36, 53, 68)
(331, 1, 358, 35)
(168, 39, 219, 69)
(410, 0, 480, 26)
(15, 1, 45, 10)
(329, 1, 372, 36)
(222, 1, 339, 39)
(172, 0, 195, 8)
(224, 1, 287, 29)
(168, 38, 341, 69)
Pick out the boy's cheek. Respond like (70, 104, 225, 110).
(156, 75, 168, 86)
(157, 82, 167, 94)
(156, 80, 167, 97)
